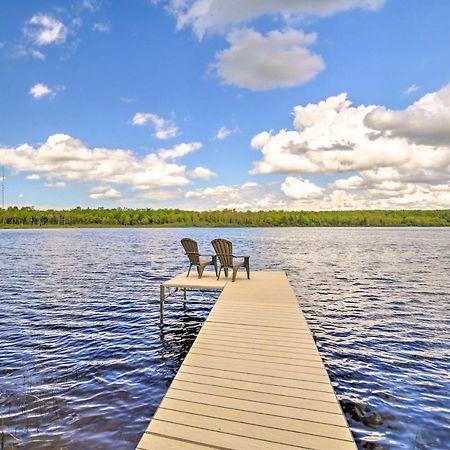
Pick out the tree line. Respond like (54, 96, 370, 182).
(0, 207, 449, 227)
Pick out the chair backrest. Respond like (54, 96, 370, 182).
(211, 239, 233, 268)
(181, 238, 200, 265)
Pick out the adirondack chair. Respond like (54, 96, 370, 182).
(211, 238, 250, 282)
(181, 238, 218, 279)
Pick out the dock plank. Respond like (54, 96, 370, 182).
(190, 342, 324, 359)
(152, 410, 355, 450)
(192, 336, 319, 352)
(167, 381, 342, 413)
(145, 420, 305, 450)
(182, 353, 329, 379)
(164, 389, 349, 427)
(173, 373, 337, 402)
(136, 271, 356, 449)
(178, 366, 334, 392)
(187, 348, 326, 369)
(158, 397, 354, 440)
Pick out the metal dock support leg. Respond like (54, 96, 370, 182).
(160, 284, 165, 326)
(183, 288, 187, 312)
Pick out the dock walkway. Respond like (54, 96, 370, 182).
(137, 271, 356, 449)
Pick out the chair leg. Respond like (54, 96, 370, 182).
(232, 266, 239, 282)
(213, 258, 218, 277)
(198, 264, 205, 279)
(187, 264, 192, 277)
(246, 263, 250, 279)
(217, 267, 222, 280)
(224, 267, 229, 278)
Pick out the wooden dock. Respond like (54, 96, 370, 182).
(138, 271, 356, 449)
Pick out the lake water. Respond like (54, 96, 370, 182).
(0, 228, 449, 449)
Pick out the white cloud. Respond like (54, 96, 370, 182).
(44, 181, 66, 189)
(26, 174, 41, 180)
(216, 126, 231, 140)
(82, 0, 99, 11)
(214, 28, 324, 90)
(137, 188, 184, 201)
(403, 84, 419, 95)
(265, 175, 450, 211)
(250, 86, 450, 209)
(31, 49, 46, 60)
(188, 166, 217, 180)
(216, 201, 252, 210)
(255, 194, 287, 210)
(184, 181, 286, 210)
(0, 134, 215, 195)
(72, 17, 83, 28)
(159, 0, 385, 94)
(186, 182, 258, 200)
(93, 23, 110, 33)
(216, 125, 238, 140)
(330, 175, 365, 190)
(168, 0, 385, 38)
(13, 46, 47, 60)
(251, 89, 450, 177)
(364, 84, 450, 145)
(250, 131, 272, 149)
(120, 96, 136, 104)
(333, 170, 450, 204)
(132, 112, 179, 139)
(158, 142, 202, 160)
(29, 83, 54, 99)
(281, 177, 324, 200)
(89, 185, 121, 199)
(316, 183, 449, 210)
(25, 14, 68, 46)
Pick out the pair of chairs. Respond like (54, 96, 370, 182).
(181, 238, 250, 282)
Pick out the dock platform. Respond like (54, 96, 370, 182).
(138, 271, 356, 449)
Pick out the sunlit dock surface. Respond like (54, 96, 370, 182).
(138, 271, 356, 449)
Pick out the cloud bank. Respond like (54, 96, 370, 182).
(250, 85, 450, 209)
(0, 134, 215, 196)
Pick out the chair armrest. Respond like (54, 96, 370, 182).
(233, 255, 250, 259)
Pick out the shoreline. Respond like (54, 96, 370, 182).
(1, 208, 449, 228)
(1, 224, 449, 229)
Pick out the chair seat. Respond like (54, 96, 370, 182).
(199, 257, 214, 265)
(233, 261, 246, 268)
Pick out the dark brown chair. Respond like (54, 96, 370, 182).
(211, 239, 250, 282)
(181, 238, 218, 279)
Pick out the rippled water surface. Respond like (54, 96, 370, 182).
(1, 228, 449, 449)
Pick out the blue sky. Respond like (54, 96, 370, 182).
(1, 0, 449, 210)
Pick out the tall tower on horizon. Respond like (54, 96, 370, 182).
(1, 165, 4, 209)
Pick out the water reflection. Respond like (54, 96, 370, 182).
(0, 227, 449, 449)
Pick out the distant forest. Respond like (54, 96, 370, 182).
(0, 207, 449, 227)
